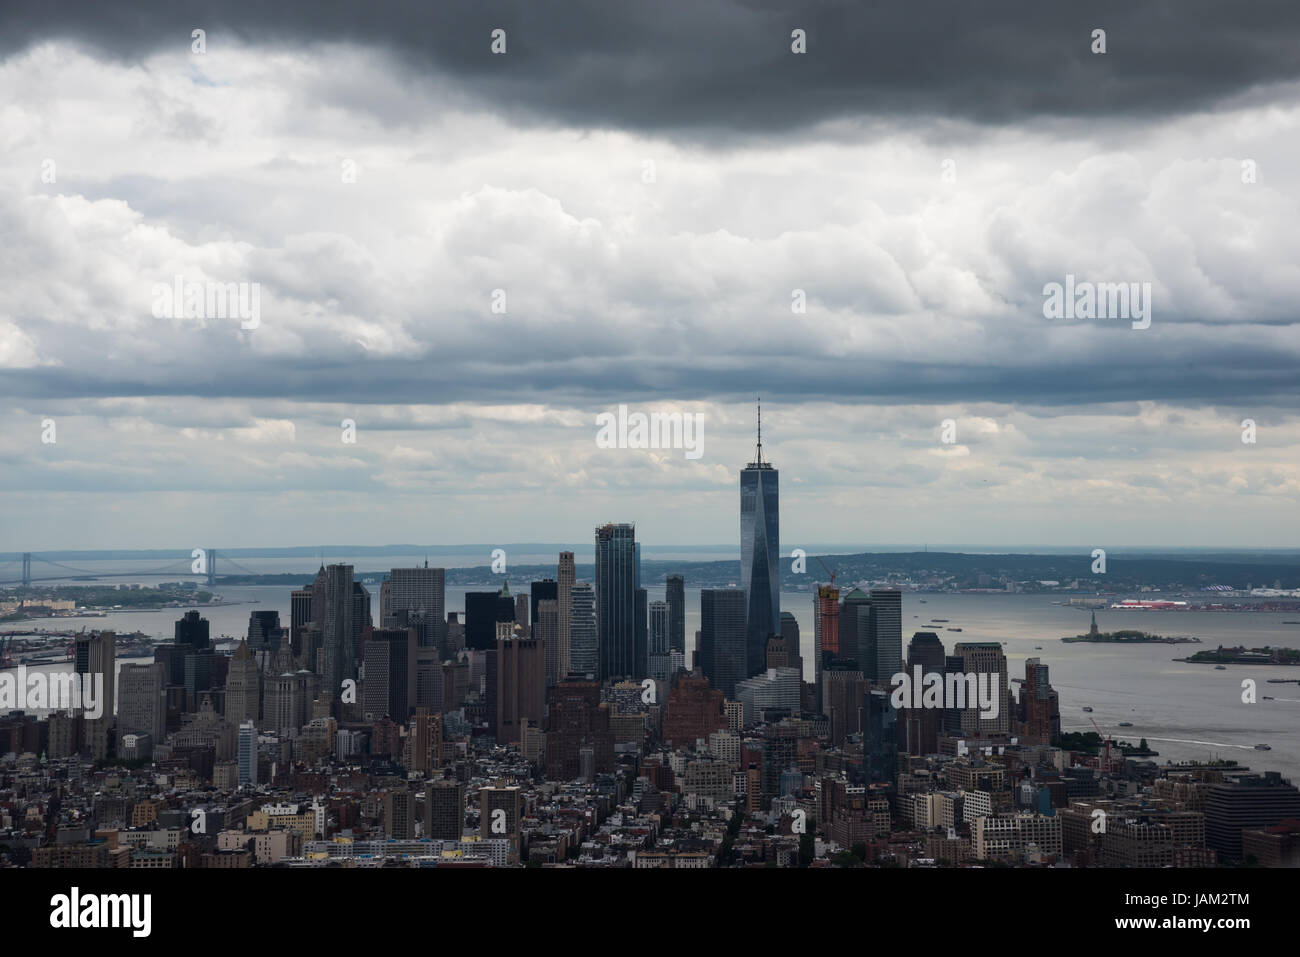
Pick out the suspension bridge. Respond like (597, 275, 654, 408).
(0, 550, 262, 587)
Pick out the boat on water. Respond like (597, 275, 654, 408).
(931, 619, 949, 623)
(1255, 744, 1272, 751)
(1034, 646, 1042, 650)
(1214, 665, 1227, 670)
(1263, 696, 1275, 700)
(946, 627, 963, 632)
(1082, 706, 1094, 712)
(1118, 722, 1133, 727)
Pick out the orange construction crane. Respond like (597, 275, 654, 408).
(814, 556, 837, 587)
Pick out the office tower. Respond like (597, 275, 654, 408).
(465, 588, 516, 651)
(529, 579, 557, 639)
(815, 584, 840, 713)
(117, 661, 166, 745)
(384, 788, 415, 840)
(863, 688, 899, 785)
(648, 600, 670, 681)
(661, 674, 728, 747)
(699, 589, 747, 698)
(665, 574, 685, 654)
(634, 587, 648, 680)
(869, 589, 903, 683)
(352, 580, 372, 660)
(480, 786, 522, 862)
(545, 678, 614, 780)
(765, 636, 788, 669)
(225, 638, 261, 728)
(321, 564, 356, 706)
(1205, 773, 1300, 861)
(408, 707, 442, 774)
(237, 720, 257, 787)
(1022, 658, 1061, 745)
(496, 632, 546, 746)
(903, 632, 946, 755)
(247, 610, 282, 655)
(740, 400, 779, 678)
(378, 579, 392, 626)
(175, 610, 210, 651)
(74, 631, 115, 728)
(290, 588, 313, 657)
(362, 627, 414, 721)
(779, 611, 802, 680)
(734, 666, 801, 726)
(761, 724, 799, 807)
(954, 642, 1011, 736)
(595, 523, 637, 680)
(387, 566, 446, 647)
(536, 598, 559, 688)
(824, 666, 865, 746)
(839, 587, 871, 672)
(568, 583, 597, 676)
(263, 670, 310, 737)
(557, 552, 575, 679)
(425, 779, 466, 841)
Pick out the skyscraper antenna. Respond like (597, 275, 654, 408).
(755, 395, 763, 465)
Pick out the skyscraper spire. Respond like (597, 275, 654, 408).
(755, 395, 764, 466)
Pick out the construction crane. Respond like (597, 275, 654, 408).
(1089, 717, 1113, 770)
(814, 556, 837, 587)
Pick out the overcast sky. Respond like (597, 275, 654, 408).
(1, 1, 1298, 551)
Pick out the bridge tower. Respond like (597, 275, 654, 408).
(21, 553, 30, 587)
(207, 548, 217, 586)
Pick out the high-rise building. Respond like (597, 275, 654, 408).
(496, 633, 546, 746)
(465, 588, 515, 651)
(954, 642, 1011, 736)
(595, 523, 637, 680)
(648, 600, 670, 680)
(699, 589, 748, 698)
(1022, 657, 1060, 745)
(247, 610, 282, 656)
(480, 786, 522, 863)
(117, 661, 166, 745)
(869, 588, 903, 682)
(634, 587, 648, 680)
(840, 587, 871, 673)
(321, 565, 356, 707)
(863, 687, 899, 784)
(290, 588, 313, 657)
(74, 631, 115, 728)
(903, 631, 946, 755)
(384, 788, 415, 840)
(568, 583, 597, 676)
(536, 598, 560, 688)
(175, 610, 210, 651)
(779, 611, 802, 681)
(815, 584, 840, 713)
(362, 627, 415, 722)
(225, 638, 261, 728)
(387, 566, 446, 647)
(557, 552, 575, 679)
(237, 720, 257, 787)
(665, 574, 686, 654)
(529, 579, 558, 639)
(545, 678, 614, 780)
(425, 779, 465, 841)
(740, 401, 779, 679)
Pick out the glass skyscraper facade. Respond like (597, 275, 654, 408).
(595, 523, 637, 680)
(740, 409, 779, 681)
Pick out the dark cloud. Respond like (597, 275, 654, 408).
(4, 1, 1300, 132)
